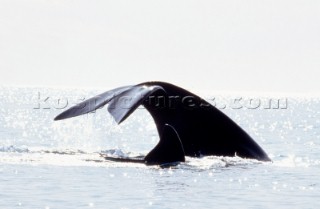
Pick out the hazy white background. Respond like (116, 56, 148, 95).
(0, 0, 319, 93)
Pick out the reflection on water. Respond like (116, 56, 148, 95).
(0, 87, 319, 209)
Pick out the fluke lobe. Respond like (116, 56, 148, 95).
(54, 81, 271, 165)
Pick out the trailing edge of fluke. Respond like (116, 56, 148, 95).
(54, 81, 271, 165)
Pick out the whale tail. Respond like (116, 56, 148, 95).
(145, 124, 185, 165)
(54, 81, 271, 163)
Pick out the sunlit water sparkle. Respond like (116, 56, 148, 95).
(0, 87, 319, 209)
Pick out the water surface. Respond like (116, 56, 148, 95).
(0, 87, 319, 209)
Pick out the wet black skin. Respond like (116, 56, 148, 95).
(141, 82, 270, 161)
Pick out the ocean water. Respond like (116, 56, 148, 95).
(0, 86, 319, 209)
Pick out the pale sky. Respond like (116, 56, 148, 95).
(0, 0, 319, 93)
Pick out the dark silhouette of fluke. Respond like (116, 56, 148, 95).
(54, 81, 270, 165)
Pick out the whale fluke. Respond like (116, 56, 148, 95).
(107, 85, 164, 124)
(54, 85, 133, 121)
(54, 81, 271, 165)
